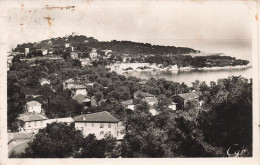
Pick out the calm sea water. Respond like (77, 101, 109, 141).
(123, 68, 252, 86)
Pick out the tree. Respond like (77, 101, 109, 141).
(22, 123, 84, 158)
(198, 76, 252, 156)
(76, 134, 106, 158)
(7, 74, 26, 131)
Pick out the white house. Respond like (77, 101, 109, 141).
(40, 49, 48, 55)
(121, 100, 135, 111)
(63, 78, 75, 90)
(89, 49, 98, 61)
(18, 113, 48, 134)
(65, 43, 70, 48)
(71, 52, 78, 59)
(74, 111, 120, 140)
(70, 84, 88, 96)
(45, 117, 74, 125)
(8, 133, 34, 149)
(26, 101, 42, 113)
(80, 58, 91, 66)
(72, 94, 91, 108)
(24, 48, 29, 56)
(39, 78, 50, 86)
(168, 102, 177, 111)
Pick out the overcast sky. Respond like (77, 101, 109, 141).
(1, 0, 256, 61)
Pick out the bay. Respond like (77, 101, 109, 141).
(123, 67, 252, 86)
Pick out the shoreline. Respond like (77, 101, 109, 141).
(107, 62, 252, 74)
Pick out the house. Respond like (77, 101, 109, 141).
(102, 50, 112, 56)
(40, 49, 48, 55)
(90, 96, 97, 107)
(26, 101, 42, 113)
(71, 52, 78, 59)
(39, 78, 50, 86)
(8, 132, 34, 149)
(171, 92, 199, 110)
(168, 101, 177, 111)
(24, 48, 29, 56)
(72, 94, 91, 108)
(63, 78, 75, 90)
(121, 100, 135, 111)
(80, 58, 91, 66)
(122, 54, 131, 63)
(85, 82, 95, 87)
(45, 117, 74, 125)
(18, 113, 48, 133)
(137, 81, 147, 87)
(134, 91, 155, 100)
(65, 43, 70, 48)
(89, 49, 98, 61)
(149, 109, 159, 116)
(145, 97, 158, 109)
(70, 84, 88, 96)
(74, 111, 120, 140)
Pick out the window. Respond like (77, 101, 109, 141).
(34, 121, 37, 126)
(100, 131, 104, 135)
(92, 123, 94, 127)
(108, 131, 111, 135)
(85, 123, 87, 127)
(100, 123, 104, 128)
(28, 122, 31, 127)
(108, 123, 111, 128)
(40, 121, 43, 126)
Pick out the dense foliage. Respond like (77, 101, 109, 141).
(18, 123, 117, 158)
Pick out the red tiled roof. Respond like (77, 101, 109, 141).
(74, 111, 118, 123)
(18, 113, 48, 122)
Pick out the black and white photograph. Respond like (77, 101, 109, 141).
(0, 0, 259, 164)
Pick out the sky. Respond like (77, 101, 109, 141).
(1, 0, 256, 61)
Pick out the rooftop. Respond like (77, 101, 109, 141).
(146, 97, 158, 103)
(72, 94, 90, 103)
(177, 92, 199, 100)
(18, 112, 48, 122)
(26, 101, 41, 106)
(46, 117, 74, 124)
(134, 91, 155, 98)
(137, 81, 147, 85)
(39, 78, 50, 83)
(74, 111, 119, 123)
(71, 84, 87, 89)
(8, 133, 34, 143)
(64, 78, 74, 83)
(121, 100, 133, 106)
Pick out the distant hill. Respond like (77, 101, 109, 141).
(13, 35, 198, 56)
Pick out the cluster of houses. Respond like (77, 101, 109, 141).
(17, 99, 125, 141)
(121, 81, 201, 115)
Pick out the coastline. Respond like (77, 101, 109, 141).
(107, 62, 252, 74)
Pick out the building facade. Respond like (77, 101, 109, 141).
(70, 85, 88, 96)
(74, 111, 120, 140)
(26, 101, 42, 113)
(18, 113, 48, 134)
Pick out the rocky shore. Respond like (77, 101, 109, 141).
(107, 62, 252, 74)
